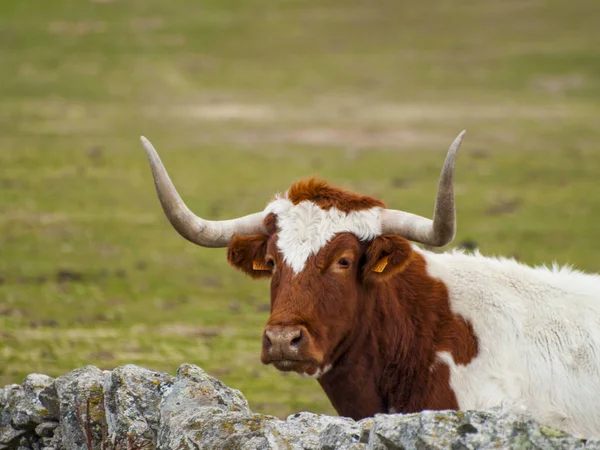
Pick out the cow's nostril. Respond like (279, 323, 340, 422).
(263, 327, 305, 356)
(263, 332, 272, 348)
(290, 330, 302, 347)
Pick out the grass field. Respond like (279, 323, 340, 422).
(1, 0, 599, 418)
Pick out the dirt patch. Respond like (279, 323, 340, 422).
(0, 211, 158, 225)
(132, 323, 224, 339)
(48, 21, 107, 36)
(268, 128, 435, 148)
(162, 100, 574, 150)
(130, 18, 164, 31)
(532, 75, 586, 94)
(485, 197, 522, 216)
(198, 276, 222, 288)
(174, 101, 571, 123)
(87, 350, 115, 361)
(183, 104, 277, 121)
(56, 269, 85, 283)
(1, 268, 125, 286)
(20, 328, 120, 340)
(28, 319, 60, 328)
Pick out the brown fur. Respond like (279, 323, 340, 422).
(287, 178, 385, 212)
(319, 238, 478, 417)
(226, 182, 478, 420)
(227, 234, 270, 279)
(228, 231, 479, 419)
(338, 236, 477, 415)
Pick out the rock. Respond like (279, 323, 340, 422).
(0, 428, 26, 449)
(44, 423, 62, 450)
(1, 385, 25, 449)
(53, 366, 106, 450)
(5, 375, 52, 430)
(1, 376, 54, 449)
(7, 386, 35, 429)
(163, 363, 250, 413)
(38, 384, 59, 421)
(157, 363, 251, 449)
(103, 364, 174, 450)
(167, 411, 272, 449)
(265, 412, 370, 449)
(367, 408, 595, 450)
(3, 364, 600, 449)
(0, 420, 26, 449)
(22, 375, 53, 399)
(159, 402, 370, 449)
(34, 422, 58, 438)
(18, 433, 43, 450)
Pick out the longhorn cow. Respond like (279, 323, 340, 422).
(139, 132, 600, 438)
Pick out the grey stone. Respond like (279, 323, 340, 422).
(5, 364, 600, 449)
(40, 435, 55, 446)
(1, 385, 26, 449)
(38, 385, 59, 422)
(19, 433, 42, 450)
(367, 408, 597, 450)
(163, 363, 250, 414)
(263, 412, 369, 450)
(0, 426, 26, 450)
(34, 422, 58, 438)
(22, 375, 53, 399)
(7, 386, 33, 429)
(164, 411, 271, 449)
(53, 366, 106, 450)
(157, 363, 251, 449)
(159, 407, 371, 449)
(5, 378, 52, 430)
(45, 424, 62, 450)
(103, 364, 174, 450)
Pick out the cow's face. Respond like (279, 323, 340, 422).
(140, 134, 464, 375)
(227, 186, 415, 378)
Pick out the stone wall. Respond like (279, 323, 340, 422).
(0, 363, 595, 449)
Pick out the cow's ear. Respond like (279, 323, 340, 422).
(227, 235, 272, 279)
(363, 235, 413, 281)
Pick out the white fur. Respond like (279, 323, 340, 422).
(262, 194, 600, 436)
(417, 247, 600, 438)
(300, 364, 333, 379)
(264, 196, 381, 274)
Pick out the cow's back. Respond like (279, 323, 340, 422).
(421, 248, 600, 438)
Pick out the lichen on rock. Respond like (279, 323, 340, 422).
(1, 364, 599, 450)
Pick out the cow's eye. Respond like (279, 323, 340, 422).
(337, 258, 351, 268)
(265, 257, 276, 270)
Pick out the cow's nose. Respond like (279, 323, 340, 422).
(263, 327, 304, 359)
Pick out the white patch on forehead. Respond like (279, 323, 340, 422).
(264, 196, 382, 274)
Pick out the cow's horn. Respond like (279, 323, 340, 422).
(380, 130, 465, 247)
(140, 136, 267, 247)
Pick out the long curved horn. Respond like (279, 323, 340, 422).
(140, 136, 267, 247)
(380, 130, 466, 247)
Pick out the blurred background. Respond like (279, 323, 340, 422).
(0, 0, 599, 418)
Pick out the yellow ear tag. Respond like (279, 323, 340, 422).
(372, 255, 389, 273)
(253, 260, 271, 271)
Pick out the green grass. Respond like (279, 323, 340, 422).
(0, 0, 599, 418)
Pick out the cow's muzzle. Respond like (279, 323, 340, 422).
(261, 326, 305, 360)
(260, 324, 331, 378)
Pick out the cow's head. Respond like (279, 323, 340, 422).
(140, 131, 465, 378)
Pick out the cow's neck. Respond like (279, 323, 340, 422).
(318, 251, 478, 420)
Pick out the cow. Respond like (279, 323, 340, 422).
(139, 132, 600, 438)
